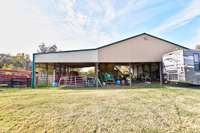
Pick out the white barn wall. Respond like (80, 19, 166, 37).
(34, 34, 187, 63)
(35, 50, 98, 63)
(98, 34, 184, 63)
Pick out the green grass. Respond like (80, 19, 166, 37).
(1, 86, 200, 133)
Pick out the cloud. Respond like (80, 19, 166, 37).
(197, 29, 200, 44)
(85, 0, 164, 25)
(0, 0, 66, 55)
(101, 0, 116, 23)
(54, 0, 113, 48)
(1, 0, 193, 56)
(0, 0, 113, 55)
(153, 0, 200, 33)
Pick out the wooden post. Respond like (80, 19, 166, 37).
(31, 54, 36, 88)
(53, 64, 56, 83)
(53, 68, 56, 83)
(142, 64, 145, 75)
(46, 63, 48, 86)
(129, 63, 133, 88)
(149, 63, 152, 80)
(133, 64, 136, 79)
(64, 64, 66, 76)
(59, 64, 62, 81)
(95, 63, 99, 88)
(159, 62, 163, 85)
(136, 64, 139, 79)
(75, 76, 77, 87)
(67, 66, 70, 75)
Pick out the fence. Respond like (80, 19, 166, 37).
(36, 74, 102, 88)
(36, 73, 54, 87)
(59, 76, 101, 88)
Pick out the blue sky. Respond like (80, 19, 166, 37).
(0, 0, 200, 55)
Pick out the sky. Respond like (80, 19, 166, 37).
(0, 0, 200, 56)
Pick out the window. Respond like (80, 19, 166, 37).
(194, 53, 200, 71)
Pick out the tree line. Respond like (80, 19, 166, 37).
(0, 53, 31, 70)
(0, 43, 58, 70)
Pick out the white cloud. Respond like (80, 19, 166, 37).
(101, 0, 116, 23)
(85, 0, 163, 25)
(153, 0, 200, 33)
(84, 0, 116, 24)
(197, 29, 200, 44)
(1, 0, 192, 56)
(0, 0, 113, 55)
(55, 0, 113, 48)
(0, 0, 69, 55)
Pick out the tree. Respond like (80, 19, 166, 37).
(0, 54, 12, 68)
(0, 53, 31, 70)
(195, 44, 200, 50)
(48, 45, 58, 52)
(37, 43, 58, 53)
(12, 53, 31, 70)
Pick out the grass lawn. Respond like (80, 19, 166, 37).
(1, 86, 200, 133)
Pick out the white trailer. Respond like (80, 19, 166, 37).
(162, 49, 200, 85)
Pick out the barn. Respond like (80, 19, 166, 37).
(32, 33, 188, 88)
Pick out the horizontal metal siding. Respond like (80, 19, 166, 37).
(98, 35, 183, 63)
(35, 50, 98, 63)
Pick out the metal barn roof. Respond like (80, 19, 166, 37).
(34, 33, 189, 63)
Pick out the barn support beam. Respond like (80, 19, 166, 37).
(59, 64, 62, 81)
(136, 64, 139, 79)
(64, 64, 67, 76)
(46, 64, 49, 86)
(149, 64, 152, 79)
(159, 62, 163, 85)
(31, 54, 36, 88)
(129, 63, 133, 88)
(66, 66, 70, 75)
(52, 64, 55, 83)
(95, 63, 99, 88)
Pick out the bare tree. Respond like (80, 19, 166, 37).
(37, 43, 58, 53)
(48, 45, 58, 52)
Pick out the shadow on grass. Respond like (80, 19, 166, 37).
(58, 82, 199, 91)
(0, 87, 32, 93)
(58, 82, 166, 91)
(165, 82, 200, 90)
(2, 82, 199, 91)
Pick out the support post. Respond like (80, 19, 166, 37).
(66, 66, 70, 75)
(46, 63, 48, 86)
(31, 54, 36, 88)
(129, 63, 133, 88)
(59, 64, 62, 81)
(136, 64, 139, 79)
(149, 64, 152, 79)
(64, 64, 67, 76)
(142, 64, 145, 76)
(95, 63, 99, 88)
(159, 62, 163, 85)
(53, 64, 56, 83)
(75, 76, 77, 87)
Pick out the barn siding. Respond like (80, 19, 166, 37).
(35, 50, 98, 63)
(34, 34, 186, 63)
(98, 34, 183, 63)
